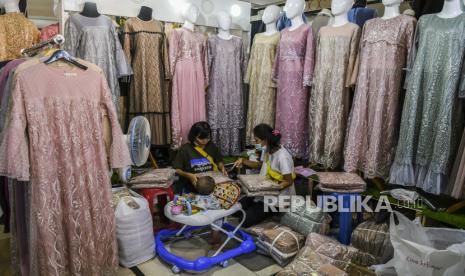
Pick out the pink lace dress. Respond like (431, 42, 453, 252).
(0, 62, 131, 275)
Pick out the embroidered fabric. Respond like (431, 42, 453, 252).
(207, 36, 247, 156)
(390, 14, 465, 194)
(40, 23, 59, 42)
(0, 62, 131, 275)
(169, 28, 209, 149)
(272, 24, 315, 158)
(245, 33, 280, 146)
(309, 23, 360, 169)
(0, 12, 40, 61)
(344, 16, 416, 180)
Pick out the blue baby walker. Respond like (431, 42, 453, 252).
(155, 199, 256, 274)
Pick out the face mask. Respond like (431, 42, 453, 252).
(255, 144, 263, 150)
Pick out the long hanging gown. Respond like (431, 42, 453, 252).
(0, 12, 40, 61)
(169, 28, 209, 148)
(245, 32, 280, 146)
(0, 62, 131, 275)
(309, 23, 360, 169)
(390, 14, 465, 195)
(344, 16, 416, 179)
(64, 14, 133, 116)
(123, 17, 171, 146)
(207, 36, 247, 156)
(272, 24, 315, 158)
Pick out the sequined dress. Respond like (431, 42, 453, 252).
(207, 36, 247, 156)
(0, 12, 40, 61)
(308, 23, 360, 169)
(169, 28, 209, 149)
(123, 18, 171, 145)
(272, 24, 315, 158)
(344, 16, 416, 179)
(245, 32, 280, 146)
(390, 14, 465, 194)
(64, 14, 133, 116)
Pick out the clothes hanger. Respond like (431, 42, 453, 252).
(44, 50, 88, 70)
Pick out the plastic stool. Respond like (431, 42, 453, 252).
(330, 192, 362, 245)
(138, 187, 175, 214)
(137, 187, 176, 232)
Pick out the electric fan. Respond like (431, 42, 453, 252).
(118, 116, 151, 182)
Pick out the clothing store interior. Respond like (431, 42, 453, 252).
(2, 0, 465, 275)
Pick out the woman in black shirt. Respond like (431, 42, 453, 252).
(172, 122, 228, 194)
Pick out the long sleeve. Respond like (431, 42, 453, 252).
(404, 20, 420, 89)
(349, 25, 366, 87)
(202, 37, 209, 88)
(346, 26, 361, 88)
(240, 39, 248, 81)
(122, 22, 132, 66)
(168, 30, 179, 79)
(272, 42, 281, 83)
(207, 38, 214, 77)
(99, 73, 131, 169)
(0, 75, 30, 181)
(459, 59, 465, 98)
(111, 24, 133, 78)
(244, 37, 255, 84)
(163, 29, 170, 80)
(64, 18, 79, 57)
(303, 27, 315, 87)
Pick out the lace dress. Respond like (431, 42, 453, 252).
(207, 36, 247, 156)
(169, 28, 209, 149)
(123, 18, 171, 145)
(390, 14, 465, 194)
(309, 23, 360, 169)
(245, 32, 280, 146)
(64, 14, 133, 116)
(0, 62, 131, 275)
(272, 24, 315, 158)
(344, 16, 416, 179)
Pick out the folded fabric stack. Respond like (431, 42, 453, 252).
(195, 171, 233, 184)
(255, 225, 305, 267)
(237, 174, 282, 196)
(280, 201, 331, 236)
(315, 172, 366, 193)
(350, 221, 393, 264)
(129, 168, 176, 189)
(277, 246, 348, 276)
(316, 232, 377, 274)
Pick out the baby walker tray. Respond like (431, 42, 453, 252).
(156, 201, 256, 273)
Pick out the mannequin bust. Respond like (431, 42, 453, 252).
(331, 0, 353, 27)
(0, 0, 20, 13)
(262, 5, 281, 36)
(138, 6, 153, 21)
(80, 2, 100, 18)
(382, 0, 402, 19)
(437, 0, 464, 18)
(216, 11, 233, 40)
(181, 3, 200, 31)
(285, 0, 306, 31)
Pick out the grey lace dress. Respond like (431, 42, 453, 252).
(390, 13, 465, 194)
(64, 14, 133, 117)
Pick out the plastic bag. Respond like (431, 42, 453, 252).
(115, 190, 155, 268)
(386, 211, 465, 276)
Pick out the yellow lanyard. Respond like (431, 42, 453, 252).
(265, 153, 296, 182)
(194, 146, 219, 172)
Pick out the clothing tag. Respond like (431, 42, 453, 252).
(64, 72, 77, 77)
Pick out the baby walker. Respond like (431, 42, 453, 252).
(155, 196, 256, 274)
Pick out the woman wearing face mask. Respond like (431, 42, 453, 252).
(234, 123, 295, 227)
(173, 121, 228, 195)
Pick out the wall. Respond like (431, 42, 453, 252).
(63, 0, 251, 30)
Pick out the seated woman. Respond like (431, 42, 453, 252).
(173, 121, 228, 195)
(234, 124, 295, 227)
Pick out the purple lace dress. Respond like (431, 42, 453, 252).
(272, 24, 315, 158)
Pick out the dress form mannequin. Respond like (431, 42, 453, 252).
(382, 0, 402, 19)
(262, 5, 281, 36)
(332, 0, 353, 27)
(285, 0, 306, 31)
(80, 2, 100, 18)
(437, 0, 464, 18)
(217, 11, 233, 40)
(181, 3, 199, 31)
(138, 6, 153, 21)
(0, 0, 20, 13)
